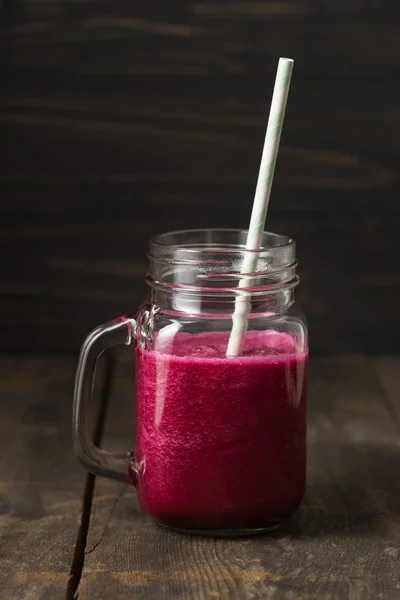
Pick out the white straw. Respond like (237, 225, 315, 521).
(226, 57, 294, 358)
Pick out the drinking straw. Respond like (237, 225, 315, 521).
(226, 57, 294, 357)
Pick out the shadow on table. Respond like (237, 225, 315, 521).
(278, 440, 400, 538)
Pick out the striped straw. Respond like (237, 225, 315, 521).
(226, 57, 294, 358)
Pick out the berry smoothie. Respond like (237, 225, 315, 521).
(134, 330, 307, 532)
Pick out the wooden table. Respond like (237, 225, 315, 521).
(1, 353, 399, 599)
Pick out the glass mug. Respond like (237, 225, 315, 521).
(73, 229, 308, 536)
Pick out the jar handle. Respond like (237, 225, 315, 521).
(73, 317, 137, 484)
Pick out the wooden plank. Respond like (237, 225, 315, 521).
(78, 354, 400, 599)
(2, 2, 400, 78)
(0, 356, 107, 600)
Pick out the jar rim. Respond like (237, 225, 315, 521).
(147, 229, 298, 304)
(149, 228, 294, 256)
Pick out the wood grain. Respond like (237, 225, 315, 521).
(1, 0, 400, 353)
(77, 353, 400, 599)
(0, 357, 81, 599)
(0, 356, 109, 600)
(372, 357, 400, 426)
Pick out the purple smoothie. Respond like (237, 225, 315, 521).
(134, 330, 308, 532)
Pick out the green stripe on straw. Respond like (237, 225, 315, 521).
(226, 57, 294, 358)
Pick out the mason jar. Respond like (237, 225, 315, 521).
(73, 229, 308, 536)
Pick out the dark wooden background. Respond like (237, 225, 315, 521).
(1, 0, 399, 354)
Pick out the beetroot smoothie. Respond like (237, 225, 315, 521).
(134, 330, 307, 532)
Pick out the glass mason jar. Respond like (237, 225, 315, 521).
(73, 229, 308, 536)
